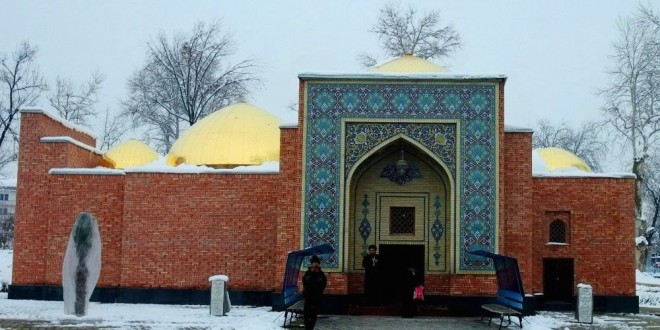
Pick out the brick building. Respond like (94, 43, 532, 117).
(9, 55, 638, 313)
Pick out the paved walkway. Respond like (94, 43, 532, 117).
(3, 313, 660, 329)
(314, 315, 491, 329)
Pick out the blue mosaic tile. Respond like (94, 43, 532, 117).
(303, 82, 498, 271)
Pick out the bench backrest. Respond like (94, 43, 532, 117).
(496, 289, 524, 311)
(283, 286, 302, 307)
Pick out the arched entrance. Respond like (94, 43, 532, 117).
(345, 137, 453, 297)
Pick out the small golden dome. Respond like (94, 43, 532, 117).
(167, 102, 280, 168)
(535, 147, 591, 172)
(372, 54, 446, 73)
(103, 139, 159, 169)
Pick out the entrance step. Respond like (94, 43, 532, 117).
(347, 304, 449, 317)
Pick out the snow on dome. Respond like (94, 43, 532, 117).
(371, 54, 446, 73)
(532, 147, 591, 173)
(167, 102, 280, 168)
(103, 139, 160, 169)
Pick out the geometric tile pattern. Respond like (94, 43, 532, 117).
(303, 81, 498, 271)
(432, 195, 444, 266)
(359, 194, 371, 256)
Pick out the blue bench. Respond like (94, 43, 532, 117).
(282, 286, 304, 327)
(280, 243, 334, 328)
(468, 250, 525, 329)
(481, 289, 523, 329)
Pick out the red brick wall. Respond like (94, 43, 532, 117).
(14, 112, 102, 285)
(44, 175, 125, 287)
(14, 112, 284, 292)
(531, 177, 636, 296)
(500, 131, 534, 291)
(120, 173, 280, 290)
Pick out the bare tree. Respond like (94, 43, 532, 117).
(48, 71, 104, 126)
(98, 108, 129, 152)
(601, 4, 660, 271)
(0, 42, 47, 171)
(123, 21, 259, 153)
(359, 3, 461, 67)
(532, 119, 607, 171)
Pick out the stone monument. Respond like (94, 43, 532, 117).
(62, 212, 102, 316)
(576, 283, 593, 324)
(209, 275, 231, 316)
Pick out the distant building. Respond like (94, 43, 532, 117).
(0, 183, 15, 219)
(9, 55, 638, 314)
(0, 179, 16, 249)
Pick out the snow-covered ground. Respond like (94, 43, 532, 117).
(0, 251, 658, 329)
(0, 249, 11, 288)
(637, 269, 660, 308)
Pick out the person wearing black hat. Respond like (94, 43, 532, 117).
(362, 244, 381, 305)
(302, 255, 327, 330)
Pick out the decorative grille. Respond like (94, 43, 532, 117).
(390, 207, 415, 235)
(549, 220, 567, 243)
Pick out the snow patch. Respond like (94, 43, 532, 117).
(637, 236, 649, 246)
(577, 283, 592, 289)
(0, 250, 11, 286)
(21, 108, 98, 139)
(41, 136, 102, 155)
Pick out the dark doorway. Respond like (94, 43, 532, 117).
(543, 258, 574, 302)
(379, 244, 424, 302)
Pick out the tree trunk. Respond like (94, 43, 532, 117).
(634, 157, 647, 271)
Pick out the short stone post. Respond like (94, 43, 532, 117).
(576, 283, 593, 324)
(209, 275, 231, 316)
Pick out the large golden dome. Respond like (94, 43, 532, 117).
(372, 54, 446, 73)
(103, 139, 159, 169)
(534, 147, 591, 172)
(167, 102, 280, 168)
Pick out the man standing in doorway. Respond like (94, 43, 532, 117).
(362, 244, 381, 305)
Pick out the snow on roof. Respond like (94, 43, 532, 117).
(280, 122, 298, 128)
(0, 177, 17, 187)
(531, 148, 635, 178)
(21, 107, 98, 139)
(50, 168, 125, 175)
(504, 124, 534, 133)
(124, 157, 280, 174)
(298, 72, 507, 81)
(40, 136, 102, 155)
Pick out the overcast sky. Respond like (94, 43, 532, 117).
(0, 0, 650, 171)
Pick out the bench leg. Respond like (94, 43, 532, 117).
(498, 314, 505, 330)
(518, 315, 523, 328)
(488, 314, 493, 326)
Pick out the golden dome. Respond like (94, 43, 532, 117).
(372, 54, 446, 73)
(167, 102, 280, 167)
(103, 139, 159, 169)
(535, 147, 591, 172)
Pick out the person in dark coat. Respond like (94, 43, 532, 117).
(302, 255, 327, 330)
(402, 265, 421, 318)
(361, 244, 381, 305)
